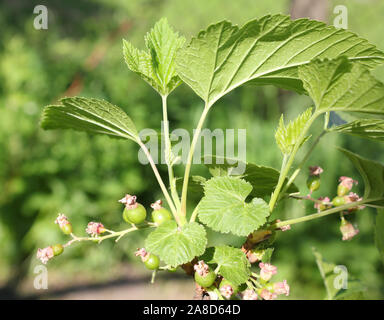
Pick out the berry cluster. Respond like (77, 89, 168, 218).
(192, 260, 290, 300)
(36, 194, 173, 268)
(305, 166, 363, 241)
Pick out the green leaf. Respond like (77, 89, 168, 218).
(339, 148, 384, 206)
(40, 97, 138, 141)
(204, 156, 298, 198)
(198, 176, 270, 236)
(275, 107, 313, 155)
(329, 119, 384, 141)
(298, 57, 384, 115)
(123, 18, 185, 95)
(375, 209, 384, 265)
(208, 245, 250, 286)
(145, 221, 207, 267)
(313, 248, 365, 300)
(175, 14, 384, 106)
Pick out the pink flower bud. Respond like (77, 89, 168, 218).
(340, 219, 359, 241)
(276, 219, 291, 232)
(220, 284, 234, 299)
(193, 260, 209, 277)
(85, 222, 105, 236)
(151, 200, 163, 210)
(260, 289, 277, 300)
(119, 194, 137, 207)
(135, 248, 149, 262)
(274, 280, 290, 296)
(309, 166, 323, 176)
(55, 213, 70, 228)
(259, 262, 278, 281)
(339, 177, 358, 191)
(243, 289, 258, 300)
(36, 246, 54, 264)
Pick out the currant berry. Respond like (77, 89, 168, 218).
(332, 196, 346, 207)
(152, 208, 172, 226)
(122, 207, 133, 223)
(125, 203, 146, 224)
(337, 184, 349, 197)
(61, 223, 73, 235)
(144, 254, 160, 270)
(307, 176, 321, 193)
(52, 244, 64, 256)
(194, 270, 216, 288)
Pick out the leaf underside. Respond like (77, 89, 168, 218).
(176, 14, 384, 106)
(298, 57, 384, 115)
(40, 97, 138, 141)
(330, 119, 384, 141)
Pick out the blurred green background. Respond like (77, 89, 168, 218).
(0, 0, 383, 299)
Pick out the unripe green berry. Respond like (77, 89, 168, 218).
(152, 207, 172, 226)
(307, 176, 321, 193)
(194, 270, 216, 288)
(144, 254, 160, 270)
(52, 244, 64, 256)
(337, 184, 349, 197)
(61, 223, 73, 235)
(125, 204, 146, 224)
(123, 207, 133, 223)
(332, 196, 346, 207)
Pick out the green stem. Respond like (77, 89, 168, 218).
(269, 113, 318, 212)
(180, 104, 210, 216)
(271, 199, 373, 229)
(136, 139, 180, 224)
(161, 95, 181, 211)
(64, 224, 147, 247)
(281, 130, 326, 197)
(189, 203, 200, 223)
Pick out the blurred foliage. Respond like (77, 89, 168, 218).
(0, 0, 383, 299)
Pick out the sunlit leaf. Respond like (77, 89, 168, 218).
(41, 97, 138, 141)
(176, 14, 384, 106)
(330, 119, 384, 141)
(145, 221, 207, 267)
(123, 18, 185, 95)
(198, 176, 270, 236)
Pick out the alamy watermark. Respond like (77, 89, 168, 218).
(33, 265, 48, 290)
(138, 123, 247, 175)
(33, 5, 48, 30)
(333, 5, 348, 29)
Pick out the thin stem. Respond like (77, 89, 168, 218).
(269, 113, 318, 212)
(289, 193, 332, 206)
(161, 95, 181, 211)
(271, 199, 373, 229)
(180, 104, 210, 216)
(136, 139, 180, 224)
(189, 204, 200, 223)
(63, 224, 147, 247)
(282, 130, 326, 196)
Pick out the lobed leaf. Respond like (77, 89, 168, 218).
(145, 221, 207, 267)
(175, 14, 384, 106)
(198, 176, 270, 236)
(298, 57, 384, 115)
(206, 245, 250, 286)
(123, 18, 185, 95)
(40, 97, 138, 141)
